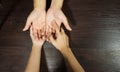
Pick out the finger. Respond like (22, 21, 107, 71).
(46, 25, 50, 34)
(38, 29, 41, 38)
(63, 18, 72, 31)
(33, 28, 38, 40)
(49, 27, 52, 35)
(42, 25, 46, 35)
(61, 28, 65, 34)
(61, 28, 68, 39)
(52, 21, 60, 34)
(45, 25, 48, 34)
(36, 31, 39, 40)
(23, 19, 31, 31)
(39, 21, 45, 35)
(49, 35, 55, 43)
(51, 27, 55, 33)
(30, 26, 39, 40)
(45, 26, 49, 41)
(30, 26, 33, 38)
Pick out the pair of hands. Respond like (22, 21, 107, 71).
(30, 21, 69, 51)
(25, 8, 71, 50)
(23, 8, 71, 36)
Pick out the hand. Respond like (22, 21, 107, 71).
(30, 25, 45, 47)
(46, 8, 72, 38)
(49, 21, 69, 51)
(23, 9, 46, 37)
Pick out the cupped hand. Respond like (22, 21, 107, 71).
(30, 25, 45, 47)
(23, 9, 46, 38)
(46, 8, 72, 38)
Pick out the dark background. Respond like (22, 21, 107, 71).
(0, 0, 120, 72)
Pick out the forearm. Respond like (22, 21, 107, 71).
(25, 45, 42, 72)
(50, 0, 64, 9)
(33, 0, 46, 9)
(60, 48, 85, 72)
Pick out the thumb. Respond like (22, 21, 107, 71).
(63, 18, 72, 31)
(23, 20, 31, 31)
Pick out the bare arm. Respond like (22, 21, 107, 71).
(50, 0, 63, 9)
(25, 26, 45, 72)
(60, 48, 85, 72)
(34, 0, 46, 9)
(49, 21, 85, 72)
(25, 45, 42, 72)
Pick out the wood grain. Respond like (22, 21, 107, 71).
(0, 0, 120, 72)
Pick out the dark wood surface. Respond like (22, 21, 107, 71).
(0, 0, 120, 72)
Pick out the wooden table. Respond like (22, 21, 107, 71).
(0, 0, 120, 72)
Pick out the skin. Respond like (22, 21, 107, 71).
(49, 21, 85, 72)
(23, 0, 46, 38)
(23, 0, 72, 39)
(24, 26, 45, 72)
(25, 22, 85, 72)
(24, 0, 83, 72)
(46, 0, 72, 38)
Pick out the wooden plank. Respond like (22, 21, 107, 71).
(0, 0, 21, 29)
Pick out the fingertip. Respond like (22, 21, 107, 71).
(63, 19, 72, 31)
(23, 28, 27, 31)
(23, 25, 30, 31)
(42, 35, 45, 40)
(23, 20, 31, 31)
(22, 29, 25, 31)
(68, 27, 72, 31)
(64, 23, 72, 31)
(49, 35, 54, 42)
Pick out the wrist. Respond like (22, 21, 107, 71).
(60, 47, 71, 54)
(49, 7, 61, 11)
(32, 44, 42, 49)
(33, 0, 46, 10)
(34, 6, 46, 10)
(50, 6, 62, 10)
(31, 45, 42, 54)
(33, 7, 45, 11)
(50, 0, 63, 9)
